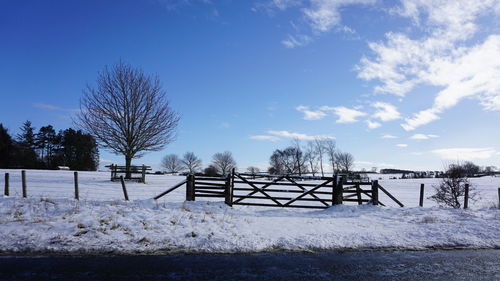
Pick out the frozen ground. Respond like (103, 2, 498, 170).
(0, 169, 499, 254)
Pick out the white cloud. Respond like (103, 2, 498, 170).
(396, 144, 408, 148)
(296, 105, 327, 120)
(401, 108, 440, 131)
(410, 133, 439, 140)
(371, 102, 401, 121)
(251, 130, 335, 141)
(250, 135, 280, 142)
(366, 120, 381, 129)
(326, 106, 366, 123)
(432, 148, 498, 160)
(381, 134, 398, 139)
(268, 130, 335, 140)
(357, 0, 500, 130)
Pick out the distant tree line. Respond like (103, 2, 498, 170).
(162, 151, 236, 176)
(0, 121, 99, 170)
(267, 138, 354, 176)
(380, 162, 497, 178)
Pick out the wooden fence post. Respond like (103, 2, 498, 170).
(74, 171, 79, 200)
(498, 188, 500, 208)
(186, 174, 195, 201)
(464, 183, 469, 209)
(371, 180, 379, 206)
(141, 165, 146, 184)
(224, 171, 233, 207)
(21, 170, 27, 198)
(120, 176, 129, 201)
(4, 173, 9, 196)
(419, 184, 425, 207)
(355, 183, 362, 205)
(110, 164, 115, 181)
(332, 175, 343, 205)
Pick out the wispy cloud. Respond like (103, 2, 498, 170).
(381, 134, 398, 139)
(326, 106, 366, 123)
(371, 102, 401, 121)
(410, 134, 439, 140)
(250, 135, 280, 142)
(259, 0, 377, 47)
(366, 120, 381, 129)
(432, 148, 498, 160)
(396, 144, 408, 148)
(302, 0, 375, 33)
(296, 105, 327, 120)
(33, 103, 79, 113)
(268, 130, 335, 140)
(250, 130, 335, 141)
(357, 1, 500, 130)
(282, 34, 312, 48)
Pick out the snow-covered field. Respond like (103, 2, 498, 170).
(0, 169, 499, 254)
(1, 169, 498, 208)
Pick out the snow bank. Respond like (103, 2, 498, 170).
(0, 197, 498, 254)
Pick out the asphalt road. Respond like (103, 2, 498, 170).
(0, 249, 498, 281)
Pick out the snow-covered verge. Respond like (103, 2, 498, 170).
(0, 196, 499, 254)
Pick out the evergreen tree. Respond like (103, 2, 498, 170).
(61, 129, 99, 171)
(15, 120, 39, 168)
(0, 124, 13, 168)
(17, 120, 36, 149)
(36, 125, 57, 168)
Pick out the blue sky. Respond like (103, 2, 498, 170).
(1, 0, 499, 171)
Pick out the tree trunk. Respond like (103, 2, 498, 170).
(319, 155, 324, 177)
(125, 156, 132, 179)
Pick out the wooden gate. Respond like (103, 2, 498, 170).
(154, 171, 404, 208)
(231, 173, 345, 209)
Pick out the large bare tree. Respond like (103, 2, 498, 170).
(212, 151, 237, 175)
(182, 152, 202, 174)
(77, 61, 179, 177)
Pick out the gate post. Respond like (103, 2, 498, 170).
(224, 169, 234, 206)
(371, 180, 379, 205)
(141, 165, 146, 184)
(332, 175, 343, 205)
(186, 174, 195, 201)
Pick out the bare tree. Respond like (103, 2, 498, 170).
(314, 138, 326, 176)
(336, 151, 354, 173)
(324, 139, 336, 175)
(182, 152, 202, 174)
(247, 166, 260, 179)
(247, 166, 260, 174)
(305, 141, 319, 177)
(162, 154, 183, 174)
(291, 138, 307, 176)
(430, 163, 477, 208)
(76, 61, 179, 178)
(212, 151, 237, 175)
(268, 146, 307, 175)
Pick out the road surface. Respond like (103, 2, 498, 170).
(0, 249, 498, 280)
